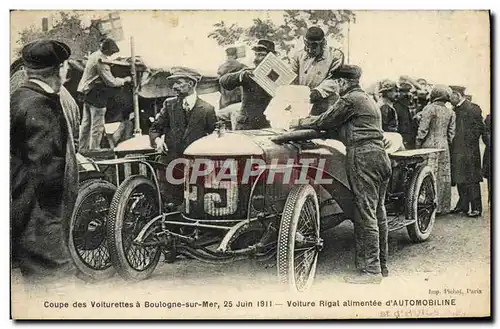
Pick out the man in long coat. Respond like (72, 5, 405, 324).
(449, 85, 484, 217)
(11, 39, 79, 282)
(290, 26, 343, 115)
(482, 114, 491, 203)
(149, 67, 217, 205)
(394, 81, 416, 148)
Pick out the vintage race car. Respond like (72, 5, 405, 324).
(98, 127, 440, 292)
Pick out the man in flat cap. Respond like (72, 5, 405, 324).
(217, 46, 247, 110)
(394, 80, 416, 148)
(11, 39, 79, 283)
(149, 67, 217, 205)
(290, 26, 344, 115)
(77, 38, 132, 153)
(293, 64, 392, 284)
(377, 80, 399, 132)
(219, 39, 276, 130)
(449, 85, 484, 217)
(216, 46, 247, 129)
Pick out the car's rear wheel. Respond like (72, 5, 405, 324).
(277, 184, 322, 292)
(107, 175, 161, 281)
(406, 166, 437, 242)
(69, 179, 116, 280)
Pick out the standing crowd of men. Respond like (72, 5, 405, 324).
(11, 26, 491, 286)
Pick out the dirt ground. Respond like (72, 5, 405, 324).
(11, 181, 491, 319)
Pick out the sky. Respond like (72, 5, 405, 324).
(10, 10, 490, 112)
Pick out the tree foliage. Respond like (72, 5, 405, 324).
(15, 11, 103, 59)
(208, 10, 356, 62)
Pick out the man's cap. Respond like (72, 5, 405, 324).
(101, 38, 120, 54)
(330, 64, 362, 79)
(252, 39, 276, 54)
(167, 66, 202, 83)
(225, 47, 238, 56)
(397, 81, 413, 92)
(21, 39, 71, 69)
(305, 26, 325, 42)
(449, 85, 466, 95)
(378, 79, 397, 93)
(430, 84, 452, 102)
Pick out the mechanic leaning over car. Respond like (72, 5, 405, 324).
(149, 67, 217, 206)
(292, 64, 392, 284)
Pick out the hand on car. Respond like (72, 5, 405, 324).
(124, 76, 133, 83)
(155, 137, 168, 154)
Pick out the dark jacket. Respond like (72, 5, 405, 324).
(219, 69, 271, 130)
(379, 102, 399, 133)
(11, 81, 78, 279)
(450, 99, 484, 184)
(394, 97, 415, 148)
(298, 85, 385, 148)
(149, 96, 217, 155)
(482, 114, 491, 179)
(217, 59, 247, 109)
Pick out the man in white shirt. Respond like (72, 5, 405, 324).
(148, 67, 217, 205)
(77, 38, 132, 153)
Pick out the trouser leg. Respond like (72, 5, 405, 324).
(352, 206, 366, 271)
(347, 147, 390, 275)
(78, 103, 92, 153)
(469, 183, 482, 213)
(89, 105, 107, 150)
(456, 183, 469, 212)
(377, 179, 390, 272)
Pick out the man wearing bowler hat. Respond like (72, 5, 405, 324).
(291, 26, 344, 115)
(149, 67, 217, 205)
(219, 39, 277, 130)
(11, 39, 79, 282)
(77, 38, 132, 153)
(449, 85, 484, 217)
(293, 65, 392, 284)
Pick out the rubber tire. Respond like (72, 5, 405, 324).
(69, 179, 117, 280)
(406, 166, 437, 242)
(107, 175, 161, 281)
(277, 184, 320, 292)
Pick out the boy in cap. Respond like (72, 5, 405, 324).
(219, 39, 277, 130)
(377, 80, 399, 132)
(290, 26, 344, 115)
(11, 39, 79, 283)
(149, 67, 217, 206)
(293, 64, 392, 284)
(449, 85, 484, 217)
(77, 38, 132, 153)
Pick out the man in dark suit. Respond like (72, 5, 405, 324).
(149, 67, 217, 204)
(449, 85, 484, 217)
(219, 39, 276, 130)
(11, 39, 79, 283)
(394, 81, 416, 148)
